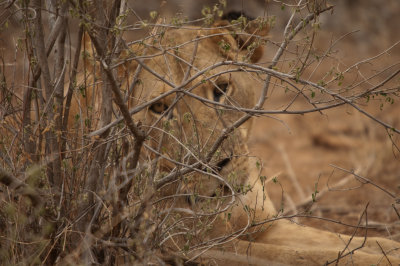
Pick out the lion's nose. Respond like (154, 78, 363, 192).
(210, 184, 233, 198)
(215, 157, 231, 172)
(185, 193, 203, 206)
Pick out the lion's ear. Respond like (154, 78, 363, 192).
(213, 12, 269, 63)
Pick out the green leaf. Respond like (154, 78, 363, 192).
(150, 11, 158, 19)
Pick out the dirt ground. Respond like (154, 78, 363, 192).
(250, 93, 400, 238)
(248, 43, 400, 240)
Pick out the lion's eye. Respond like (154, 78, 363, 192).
(210, 184, 232, 198)
(149, 102, 168, 114)
(213, 83, 229, 102)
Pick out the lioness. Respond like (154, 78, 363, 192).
(76, 16, 400, 265)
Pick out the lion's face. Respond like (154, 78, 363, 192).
(72, 21, 269, 242)
(127, 27, 265, 209)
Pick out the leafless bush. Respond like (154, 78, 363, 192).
(0, 0, 399, 265)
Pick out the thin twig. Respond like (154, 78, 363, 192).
(376, 240, 394, 266)
(325, 203, 369, 265)
(330, 164, 398, 200)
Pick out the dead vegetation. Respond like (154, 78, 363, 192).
(0, 0, 400, 265)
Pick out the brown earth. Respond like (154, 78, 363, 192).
(250, 93, 400, 239)
(249, 36, 400, 238)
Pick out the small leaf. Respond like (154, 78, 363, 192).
(149, 11, 158, 19)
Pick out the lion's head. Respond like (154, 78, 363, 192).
(70, 16, 272, 253)
(132, 30, 260, 195)
(128, 23, 273, 215)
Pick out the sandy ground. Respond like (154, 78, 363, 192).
(249, 80, 400, 239)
